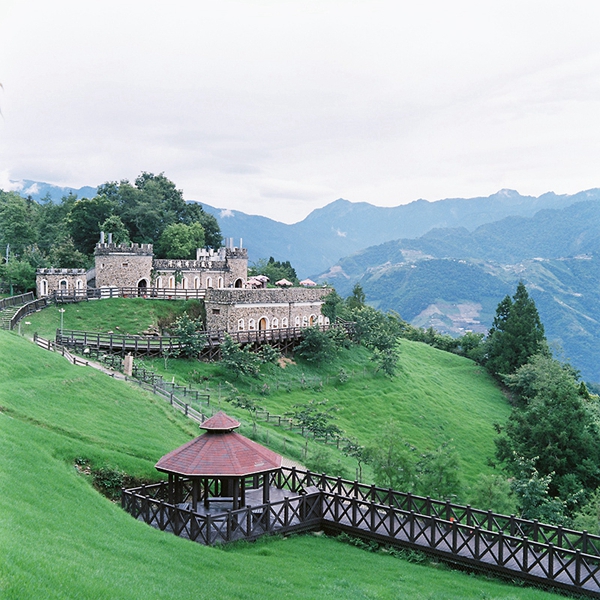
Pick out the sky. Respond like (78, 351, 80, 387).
(1, 1, 600, 224)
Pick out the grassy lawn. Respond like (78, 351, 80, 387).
(0, 333, 561, 599)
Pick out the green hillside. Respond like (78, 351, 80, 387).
(0, 330, 562, 599)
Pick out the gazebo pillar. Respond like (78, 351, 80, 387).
(192, 479, 199, 511)
(203, 478, 210, 509)
(168, 473, 174, 504)
(232, 478, 240, 510)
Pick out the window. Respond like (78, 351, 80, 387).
(294, 316, 300, 327)
(272, 317, 278, 328)
(318, 315, 324, 325)
(182, 277, 188, 289)
(206, 277, 213, 288)
(248, 318, 256, 330)
(122, 262, 128, 267)
(218, 277, 224, 288)
(168, 276, 175, 288)
(41, 280, 48, 296)
(59, 279, 68, 291)
(157, 277, 163, 288)
(238, 318, 244, 331)
(282, 317, 288, 328)
(194, 276, 200, 289)
(212, 309, 220, 315)
(76, 280, 83, 290)
(302, 316, 308, 327)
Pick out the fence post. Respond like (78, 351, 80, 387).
(497, 531, 504, 565)
(522, 536, 528, 571)
(206, 514, 212, 545)
(474, 526, 481, 560)
(575, 549, 582, 586)
(547, 543, 554, 579)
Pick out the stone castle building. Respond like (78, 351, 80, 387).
(36, 238, 330, 333)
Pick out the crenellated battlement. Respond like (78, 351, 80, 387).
(95, 243, 154, 256)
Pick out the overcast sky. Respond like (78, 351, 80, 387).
(1, 1, 600, 223)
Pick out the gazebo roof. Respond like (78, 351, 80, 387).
(155, 412, 282, 477)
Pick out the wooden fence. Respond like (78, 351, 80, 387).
(123, 466, 600, 597)
(8, 298, 49, 330)
(55, 324, 327, 358)
(0, 292, 34, 311)
(51, 287, 206, 303)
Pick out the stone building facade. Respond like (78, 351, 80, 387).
(204, 288, 330, 332)
(36, 240, 332, 334)
(36, 268, 87, 298)
(94, 243, 154, 289)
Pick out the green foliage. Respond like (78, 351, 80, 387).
(496, 354, 600, 501)
(286, 398, 343, 440)
(346, 282, 366, 310)
(321, 289, 344, 322)
(172, 313, 205, 358)
(469, 474, 516, 515)
(295, 326, 337, 364)
(0, 258, 36, 293)
(485, 282, 547, 377)
(156, 221, 205, 259)
(0, 191, 38, 255)
(99, 215, 130, 245)
(220, 334, 262, 377)
(414, 442, 461, 500)
(67, 195, 116, 254)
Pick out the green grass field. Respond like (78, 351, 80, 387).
(0, 330, 562, 599)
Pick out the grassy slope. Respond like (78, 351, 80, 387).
(0, 330, 560, 599)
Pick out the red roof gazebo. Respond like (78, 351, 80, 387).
(155, 411, 282, 511)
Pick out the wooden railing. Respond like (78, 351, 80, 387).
(8, 298, 49, 330)
(51, 287, 206, 302)
(55, 325, 329, 356)
(0, 292, 34, 311)
(124, 467, 600, 596)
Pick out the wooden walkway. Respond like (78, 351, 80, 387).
(123, 467, 600, 597)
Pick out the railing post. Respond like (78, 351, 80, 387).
(522, 536, 528, 571)
(284, 496, 290, 526)
(582, 530, 588, 554)
(429, 515, 436, 547)
(351, 498, 357, 526)
(548, 543, 554, 579)
(497, 531, 504, 565)
(474, 526, 481, 560)
(206, 514, 212, 545)
(575, 549, 582, 586)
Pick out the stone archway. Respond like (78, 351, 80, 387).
(234, 278, 243, 288)
(258, 317, 268, 331)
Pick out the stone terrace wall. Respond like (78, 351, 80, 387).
(36, 269, 87, 297)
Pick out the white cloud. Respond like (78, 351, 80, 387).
(0, 171, 23, 192)
(24, 183, 39, 195)
(1, 1, 600, 222)
(219, 209, 234, 218)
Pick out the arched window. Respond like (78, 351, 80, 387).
(206, 277, 213, 288)
(157, 277, 163, 288)
(168, 276, 175, 288)
(59, 279, 68, 291)
(218, 277, 224, 288)
(41, 279, 48, 296)
(318, 315, 324, 325)
(182, 277, 188, 289)
(194, 276, 200, 289)
(238, 318, 244, 331)
(76, 279, 83, 290)
(282, 317, 288, 328)
(248, 318, 256, 331)
(294, 316, 300, 327)
(272, 317, 278, 329)
(302, 316, 308, 327)
(324, 317, 330, 325)
(234, 278, 243, 288)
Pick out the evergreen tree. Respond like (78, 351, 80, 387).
(485, 282, 547, 377)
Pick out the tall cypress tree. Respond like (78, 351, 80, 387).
(485, 282, 547, 377)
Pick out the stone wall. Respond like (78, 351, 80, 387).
(204, 287, 331, 331)
(95, 243, 154, 288)
(36, 269, 87, 297)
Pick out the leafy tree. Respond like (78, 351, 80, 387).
(172, 314, 206, 358)
(414, 442, 462, 500)
(0, 258, 36, 293)
(0, 191, 37, 255)
(469, 474, 516, 515)
(342, 437, 367, 480)
(366, 421, 415, 490)
(321, 289, 344, 322)
(485, 282, 547, 377)
(220, 334, 261, 377)
(156, 222, 205, 259)
(346, 283, 366, 310)
(66, 195, 116, 254)
(295, 326, 337, 364)
(287, 398, 343, 440)
(496, 354, 600, 500)
(99, 215, 130, 245)
(183, 202, 222, 249)
(48, 237, 89, 269)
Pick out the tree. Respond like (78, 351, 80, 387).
(249, 256, 298, 284)
(496, 354, 600, 501)
(366, 421, 415, 490)
(287, 399, 343, 440)
(414, 442, 461, 500)
(220, 334, 261, 377)
(172, 314, 205, 358)
(0, 191, 37, 256)
(295, 326, 337, 364)
(485, 282, 547, 377)
(99, 215, 130, 245)
(66, 195, 116, 254)
(346, 283, 365, 310)
(321, 289, 344, 322)
(156, 222, 205, 259)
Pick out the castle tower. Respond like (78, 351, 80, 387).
(94, 242, 154, 290)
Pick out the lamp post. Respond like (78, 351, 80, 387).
(59, 308, 65, 335)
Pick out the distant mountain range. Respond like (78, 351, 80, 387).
(201, 188, 600, 276)
(7, 179, 98, 203)
(13, 180, 600, 381)
(318, 200, 600, 383)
